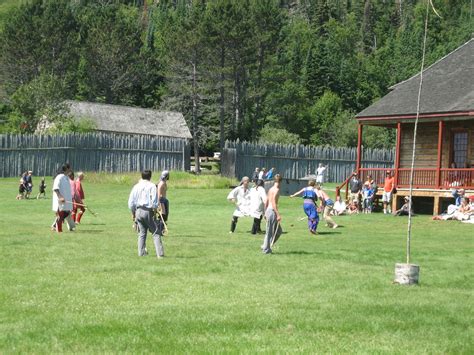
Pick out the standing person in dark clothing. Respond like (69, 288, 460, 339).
(24, 171, 33, 199)
(349, 172, 362, 210)
(250, 179, 267, 235)
(251, 167, 260, 183)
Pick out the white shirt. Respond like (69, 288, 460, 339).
(249, 186, 267, 218)
(334, 200, 346, 214)
(316, 166, 326, 183)
(227, 185, 252, 217)
(258, 171, 265, 180)
(52, 173, 72, 211)
(128, 179, 159, 212)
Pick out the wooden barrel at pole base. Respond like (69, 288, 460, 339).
(394, 263, 420, 285)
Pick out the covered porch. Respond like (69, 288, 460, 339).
(352, 116, 474, 214)
(355, 117, 474, 189)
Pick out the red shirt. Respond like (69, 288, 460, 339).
(75, 179, 85, 200)
(384, 177, 394, 193)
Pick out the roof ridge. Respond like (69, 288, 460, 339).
(65, 100, 182, 116)
(389, 38, 474, 90)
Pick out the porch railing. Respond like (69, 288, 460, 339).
(358, 168, 474, 189)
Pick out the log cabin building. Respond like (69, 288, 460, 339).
(352, 38, 474, 214)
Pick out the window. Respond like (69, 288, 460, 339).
(452, 131, 468, 168)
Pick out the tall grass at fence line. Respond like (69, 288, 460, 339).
(83, 171, 237, 189)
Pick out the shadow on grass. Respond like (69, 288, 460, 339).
(316, 231, 342, 235)
(278, 250, 320, 255)
(76, 230, 105, 233)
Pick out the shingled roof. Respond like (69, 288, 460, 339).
(356, 38, 474, 119)
(66, 101, 192, 139)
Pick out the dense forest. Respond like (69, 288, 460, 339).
(0, 0, 472, 153)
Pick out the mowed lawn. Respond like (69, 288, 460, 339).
(0, 175, 472, 353)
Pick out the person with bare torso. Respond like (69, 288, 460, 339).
(157, 170, 169, 225)
(261, 174, 283, 254)
(315, 184, 338, 229)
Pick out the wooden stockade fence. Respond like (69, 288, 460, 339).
(222, 140, 394, 183)
(0, 133, 191, 177)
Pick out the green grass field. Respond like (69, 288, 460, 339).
(1, 174, 472, 353)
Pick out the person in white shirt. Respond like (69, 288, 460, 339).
(227, 176, 252, 233)
(52, 164, 73, 233)
(249, 179, 267, 234)
(128, 170, 164, 258)
(258, 168, 266, 180)
(333, 195, 347, 215)
(316, 163, 327, 185)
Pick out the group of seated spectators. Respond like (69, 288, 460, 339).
(432, 188, 474, 223)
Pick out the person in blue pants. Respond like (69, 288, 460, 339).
(290, 179, 319, 235)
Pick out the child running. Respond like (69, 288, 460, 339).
(36, 178, 47, 199)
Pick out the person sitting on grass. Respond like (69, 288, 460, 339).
(347, 200, 359, 215)
(333, 195, 347, 216)
(432, 198, 472, 221)
(455, 198, 473, 220)
(394, 196, 413, 216)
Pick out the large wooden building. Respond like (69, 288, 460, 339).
(353, 38, 474, 214)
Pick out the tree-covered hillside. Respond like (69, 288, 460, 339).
(0, 0, 472, 152)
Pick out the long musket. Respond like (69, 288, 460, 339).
(270, 222, 281, 248)
(66, 201, 98, 217)
(155, 209, 169, 236)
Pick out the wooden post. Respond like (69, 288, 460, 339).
(356, 123, 363, 174)
(392, 195, 398, 214)
(436, 121, 444, 189)
(394, 122, 402, 187)
(433, 195, 440, 215)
